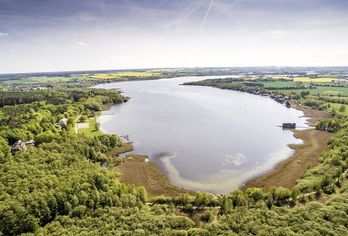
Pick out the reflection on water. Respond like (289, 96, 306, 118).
(95, 76, 308, 193)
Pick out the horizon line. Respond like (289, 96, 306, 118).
(1, 65, 348, 76)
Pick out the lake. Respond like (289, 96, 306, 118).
(95, 76, 308, 193)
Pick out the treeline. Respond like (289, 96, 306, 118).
(0, 88, 124, 107)
(316, 118, 346, 132)
(184, 78, 315, 91)
(206, 193, 348, 235)
(320, 96, 348, 105)
(302, 98, 330, 110)
(27, 190, 348, 235)
(296, 125, 348, 195)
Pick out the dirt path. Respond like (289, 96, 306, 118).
(74, 114, 82, 134)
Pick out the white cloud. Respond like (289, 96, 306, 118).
(9, 49, 15, 53)
(0, 32, 9, 37)
(76, 41, 88, 47)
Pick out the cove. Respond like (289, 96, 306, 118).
(95, 76, 308, 194)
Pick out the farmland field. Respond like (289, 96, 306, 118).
(293, 77, 334, 83)
(89, 71, 161, 79)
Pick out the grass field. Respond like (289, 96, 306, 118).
(312, 86, 348, 96)
(78, 118, 102, 137)
(262, 81, 297, 88)
(269, 76, 293, 80)
(269, 76, 334, 83)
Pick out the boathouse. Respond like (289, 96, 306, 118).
(282, 123, 296, 129)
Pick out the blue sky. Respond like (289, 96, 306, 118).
(0, 0, 348, 73)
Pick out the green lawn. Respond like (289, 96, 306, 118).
(262, 81, 297, 88)
(311, 87, 348, 96)
(78, 118, 102, 137)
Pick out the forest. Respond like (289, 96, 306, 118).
(0, 72, 347, 235)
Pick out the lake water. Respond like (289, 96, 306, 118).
(95, 76, 308, 194)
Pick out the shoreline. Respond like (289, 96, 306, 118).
(100, 102, 193, 196)
(98, 86, 332, 194)
(241, 104, 332, 190)
(114, 155, 194, 196)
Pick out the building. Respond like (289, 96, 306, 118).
(282, 123, 296, 129)
(58, 117, 68, 125)
(11, 140, 35, 152)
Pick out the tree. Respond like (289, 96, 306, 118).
(71, 205, 87, 218)
(331, 107, 337, 116)
(0, 200, 38, 235)
(339, 105, 346, 113)
(221, 195, 231, 214)
(245, 188, 264, 202)
(230, 190, 247, 208)
(95, 121, 100, 131)
(272, 187, 291, 206)
(0, 137, 11, 163)
(79, 115, 88, 122)
(300, 90, 310, 98)
(109, 135, 121, 148)
(265, 195, 274, 209)
(136, 186, 148, 203)
(34, 131, 58, 145)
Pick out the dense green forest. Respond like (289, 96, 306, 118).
(0, 73, 348, 235)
